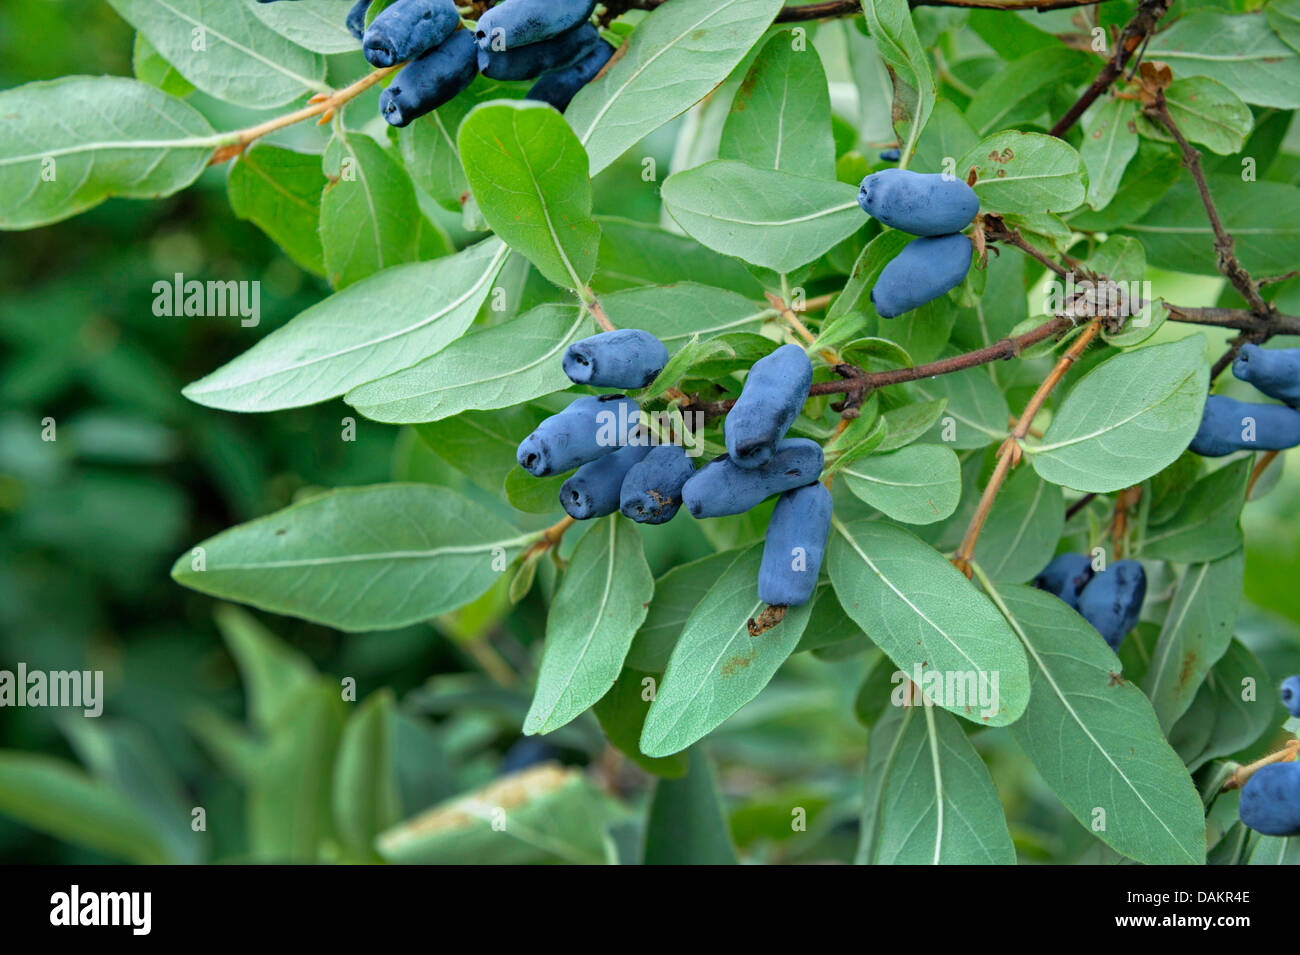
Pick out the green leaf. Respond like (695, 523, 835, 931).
(525, 517, 655, 735)
(458, 101, 600, 291)
(641, 546, 814, 757)
(959, 131, 1087, 215)
(246, 0, 360, 54)
(720, 31, 835, 179)
(662, 160, 862, 274)
(626, 551, 742, 672)
(414, 405, 547, 489)
(1129, 176, 1300, 276)
(248, 680, 345, 861)
(602, 283, 771, 347)
(378, 765, 616, 864)
(965, 47, 1093, 136)
(105, 0, 327, 108)
(821, 229, 913, 330)
(504, 466, 567, 515)
(876, 398, 948, 452)
(0, 77, 217, 230)
(213, 604, 317, 732)
(972, 465, 1064, 583)
(567, 0, 785, 176)
(1137, 77, 1253, 156)
(132, 33, 196, 97)
(171, 484, 533, 632)
(333, 690, 402, 860)
(915, 366, 1009, 449)
(857, 703, 1015, 864)
(828, 519, 1030, 726)
(1142, 550, 1245, 732)
(322, 132, 436, 289)
(912, 99, 979, 178)
(347, 304, 593, 423)
(1031, 336, 1210, 493)
(227, 144, 327, 276)
(1142, 457, 1249, 562)
(1079, 97, 1138, 211)
(593, 668, 689, 778)
(643, 747, 739, 864)
(0, 753, 173, 864)
(1171, 639, 1272, 772)
(841, 444, 961, 525)
(1146, 9, 1300, 109)
(862, 0, 937, 164)
(1249, 834, 1300, 864)
(984, 582, 1206, 865)
(183, 238, 507, 412)
(591, 217, 765, 297)
(61, 720, 203, 864)
(1270, 0, 1300, 56)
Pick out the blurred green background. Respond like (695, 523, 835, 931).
(4, 0, 1300, 865)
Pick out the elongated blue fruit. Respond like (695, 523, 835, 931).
(363, 0, 460, 68)
(1240, 762, 1300, 836)
(561, 441, 652, 520)
(871, 233, 972, 319)
(1189, 395, 1300, 457)
(857, 168, 979, 236)
(346, 0, 372, 40)
(477, 22, 601, 81)
(526, 39, 614, 112)
(620, 445, 696, 524)
(1282, 675, 1300, 717)
(562, 328, 669, 389)
(475, 0, 596, 51)
(379, 29, 478, 127)
(1232, 343, 1300, 406)
(516, 394, 641, 477)
(1032, 552, 1094, 610)
(878, 148, 901, 163)
(1076, 559, 1146, 652)
(682, 439, 824, 519)
(758, 482, 832, 607)
(724, 344, 813, 469)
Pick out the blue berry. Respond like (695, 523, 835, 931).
(1076, 559, 1146, 652)
(379, 29, 478, 127)
(878, 148, 900, 162)
(758, 482, 832, 607)
(527, 39, 614, 112)
(560, 441, 652, 520)
(724, 343, 813, 469)
(516, 394, 641, 477)
(562, 329, 669, 389)
(682, 439, 824, 519)
(477, 22, 601, 81)
(1282, 675, 1300, 717)
(363, 0, 460, 68)
(346, 0, 371, 41)
(1189, 395, 1300, 457)
(475, 0, 596, 52)
(871, 233, 972, 319)
(1032, 552, 1095, 610)
(620, 444, 697, 525)
(1239, 761, 1300, 836)
(1232, 344, 1300, 406)
(857, 168, 979, 236)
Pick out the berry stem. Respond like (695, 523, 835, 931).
(1221, 739, 1300, 792)
(951, 320, 1102, 577)
(1247, 451, 1280, 498)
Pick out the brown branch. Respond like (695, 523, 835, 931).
(687, 315, 1078, 421)
(985, 219, 1071, 279)
(952, 321, 1102, 577)
(1164, 304, 1300, 337)
(1247, 450, 1280, 498)
(1065, 492, 1097, 520)
(1047, 0, 1171, 138)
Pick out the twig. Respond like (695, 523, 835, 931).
(952, 321, 1102, 577)
(209, 66, 401, 165)
(985, 219, 1071, 279)
(1065, 492, 1097, 520)
(1247, 450, 1281, 498)
(582, 292, 617, 333)
(1047, 0, 1172, 138)
(1222, 739, 1300, 791)
(1108, 485, 1141, 559)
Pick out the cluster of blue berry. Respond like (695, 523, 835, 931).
(857, 169, 979, 319)
(1191, 344, 1300, 456)
(1032, 553, 1147, 652)
(259, 0, 611, 126)
(515, 336, 830, 609)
